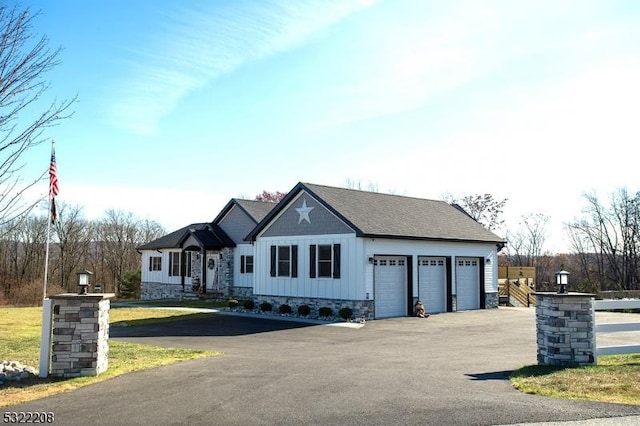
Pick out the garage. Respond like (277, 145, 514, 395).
(418, 257, 447, 313)
(456, 258, 480, 311)
(374, 256, 407, 318)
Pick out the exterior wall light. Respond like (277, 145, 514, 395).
(78, 269, 93, 295)
(555, 268, 570, 294)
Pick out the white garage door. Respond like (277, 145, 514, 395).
(418, 257, 446, 314)
(374, 256, 407, 318)
(456, 258, 480, 311)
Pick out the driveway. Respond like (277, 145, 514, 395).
(12, 308, 640, 425)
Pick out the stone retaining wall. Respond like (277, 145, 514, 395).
(535, 292, 595, 367)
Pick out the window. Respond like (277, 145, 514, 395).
(169, 252, 180, 276)
(168, 252, 191, 277)
(149, 256, 161, 271)
(240, 255, 254, 274)
(185, 251, 192, 277)
(270, 245, 298, 277)
(309, 244, 341, 279)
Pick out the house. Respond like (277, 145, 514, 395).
(138, 199, 274, 300)
(139, 182, 506, 319)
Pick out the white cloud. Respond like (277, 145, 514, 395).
(106, 0, 376, 136)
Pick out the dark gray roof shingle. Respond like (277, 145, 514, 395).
(249, 182, 505, 243)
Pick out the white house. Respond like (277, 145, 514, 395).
(138, 199, 274, 300)
(139, 182, 506, 319)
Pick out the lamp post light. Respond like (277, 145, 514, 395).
(77, 269, 93, 295)
(555, 268, 570, 294)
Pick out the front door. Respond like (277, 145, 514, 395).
(205, 254, 219, 291)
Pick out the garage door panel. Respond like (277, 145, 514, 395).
(456, 258, 479, 311)
(374, 256, 407, 319)
(418, 257, 446, 314)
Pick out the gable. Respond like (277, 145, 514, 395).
(260, 191, 355, 237)
(218, 204, 259, 244)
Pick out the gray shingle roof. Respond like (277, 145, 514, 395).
(233, 199, 277, 223)
(212, 198, 277, 225)
(137, 223, 234, 251)
(249, 182, 505, 243)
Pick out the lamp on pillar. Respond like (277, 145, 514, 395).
(77, 269, 93, 295)
(555, 267, 570, 294)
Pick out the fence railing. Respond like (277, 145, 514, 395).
(499, 280, 536, 307)
(593, 299, 640, 358)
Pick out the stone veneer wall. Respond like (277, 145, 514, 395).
(535, 292, 596, 367)
(485, 292, 499, 309)
(141, 282, 184, 300)
(252, 295, 375, 320)
(49, 293, 115, 377)
(231, 286, 254, 299)
(219, 248, 234, 297)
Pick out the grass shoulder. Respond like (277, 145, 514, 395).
(0, 306, 220, 408)
(510, 354, 640, 405)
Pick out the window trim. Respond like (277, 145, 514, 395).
(149, 256, 161, 271)
(270, 245, 298, 277)
(309, 243, 341, 279)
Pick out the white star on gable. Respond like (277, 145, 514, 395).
(295, 199, 314, 224)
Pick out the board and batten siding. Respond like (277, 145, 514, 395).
(254, 234, 365, 300)
(141, 249, 183, 285)
(363, 238, 498, 300)
(218, 204, 258, 244)
(234, 244, 255, 288)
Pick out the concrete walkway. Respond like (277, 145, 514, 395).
(12, 307, 640, 425)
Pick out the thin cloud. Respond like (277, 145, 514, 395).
(107, 0, 375, 136)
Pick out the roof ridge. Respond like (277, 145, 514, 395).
(302, 182, 447, 204)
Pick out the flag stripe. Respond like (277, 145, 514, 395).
(49, 149, 59, 197)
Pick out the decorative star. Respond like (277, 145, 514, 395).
(295, 199, 314, 224)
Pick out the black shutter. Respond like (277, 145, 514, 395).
(270, 246, 276, 277)
(291, 245, 298, 278)
(148, 257, 152, 271)
(309, 245, 316, 278)
(333, 244, 341, 279)
(240, 255, 245, 274)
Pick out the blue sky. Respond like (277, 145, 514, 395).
(20, 0, 640, 252)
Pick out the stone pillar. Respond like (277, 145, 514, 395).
(535, 292, 595, 367)
(49, 293, 115, 378)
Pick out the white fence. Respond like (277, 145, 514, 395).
(593, 299, 640, 359)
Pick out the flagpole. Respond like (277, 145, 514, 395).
(43, 140, 55, 300)
(40, 140, 56, 378)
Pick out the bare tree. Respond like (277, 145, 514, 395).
(52, 203, 92, 291)
(443, 192, 507, 231)
(566, 189, 640, 291)
(0, 5, 74, 229)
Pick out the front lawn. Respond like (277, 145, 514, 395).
(510, 354, 640, 405)
(0, 306, 219, 407)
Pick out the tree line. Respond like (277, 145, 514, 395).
(0, 203, 165, 305)
(448, 188, 640, 294)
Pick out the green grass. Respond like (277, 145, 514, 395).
(511, 354, 640, 405)
(0, 306, 220, 407)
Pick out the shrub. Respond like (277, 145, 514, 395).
(259, 301, 273, 312)
(278, 304, 292, 314)
(243, 300, 255, 310)
(297, 304, 311, 316)
(227, 299, 239, 308)
(318, 307, 333, 318)
(338, 307, 353, 320)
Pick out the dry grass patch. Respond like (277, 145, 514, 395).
(0, 306, 220, 408)
(511, 354, 640, 405)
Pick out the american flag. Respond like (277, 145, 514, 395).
(49, 146, 59, 223)
(49, 147, 59, 197)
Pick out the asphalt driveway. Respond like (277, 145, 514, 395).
(11, 307, 640, 425)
